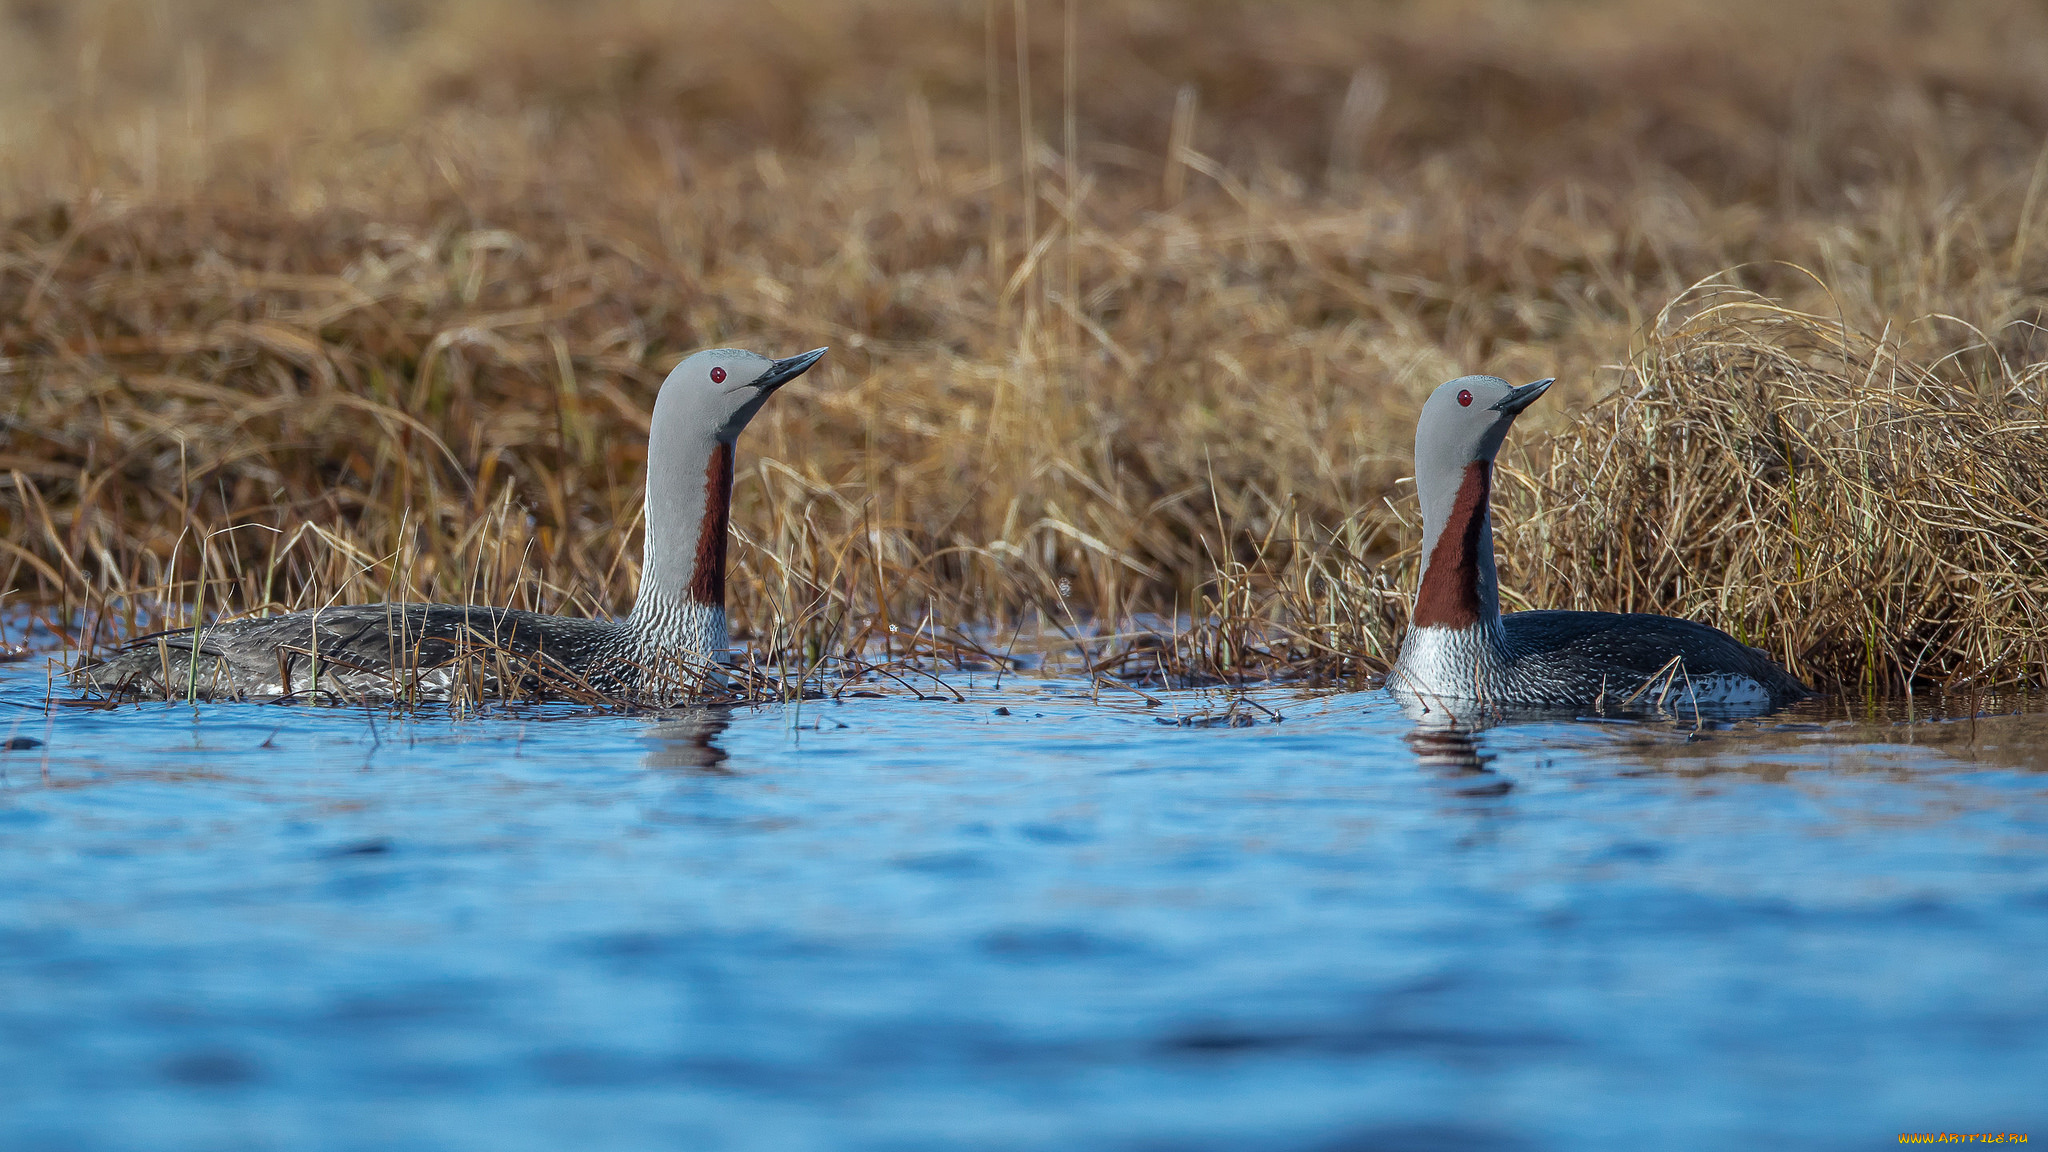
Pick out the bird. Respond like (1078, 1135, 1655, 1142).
(74, 346, 827, 704)
(1386, 374, 1810, 715)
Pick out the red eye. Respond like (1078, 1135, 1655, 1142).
(710, 366, 726, 384)
(1457, 389, 1473, 407)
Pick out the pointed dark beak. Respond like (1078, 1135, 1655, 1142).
(1491, 377, 1554, 415)
(756, 347, 828, 391)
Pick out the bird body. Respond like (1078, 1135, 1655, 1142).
(75, 346, 826, 703)
(1397, 609, 1801, 712)
(1387, 375, 1808, 713)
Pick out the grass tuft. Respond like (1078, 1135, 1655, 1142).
(1509, 288, 2048, 695)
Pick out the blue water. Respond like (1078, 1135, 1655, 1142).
(2, 652, 2045, 1151)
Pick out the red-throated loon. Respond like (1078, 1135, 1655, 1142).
(75, 347, 827, 703)
(1387, 375, 1809, 714)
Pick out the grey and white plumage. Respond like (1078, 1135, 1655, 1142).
(1387, 374, 1810, 714)
(74, 346, 827, 704)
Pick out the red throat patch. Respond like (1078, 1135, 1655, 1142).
(1411, 461, 1491, 629)
(689, 442, 734, 607)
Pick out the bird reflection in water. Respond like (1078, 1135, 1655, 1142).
(641, 709, 732, 772)
(1405, 726, 1514, 797)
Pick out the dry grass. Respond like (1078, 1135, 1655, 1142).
(1510, 289, 2048, 694)
(3, 0, 2047, 696)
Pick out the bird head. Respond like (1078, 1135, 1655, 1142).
(654, 346, 828, 445)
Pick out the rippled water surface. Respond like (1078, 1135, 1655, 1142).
(3, 651, 2046, 1151)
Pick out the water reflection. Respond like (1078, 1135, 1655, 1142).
(1405, 727, 1491, 773)
(640, 709, 731, 771)
(1405, 726, 1514, 797)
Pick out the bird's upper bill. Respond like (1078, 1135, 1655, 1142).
(1489, 377, 1555, 416)
(755, 347, 829, 391)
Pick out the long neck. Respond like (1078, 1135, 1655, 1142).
(1412, 460, 1502, 631)
(630, 419, 733, 658)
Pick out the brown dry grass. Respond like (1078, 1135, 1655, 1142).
(1511, 290, 2048, 695)
(3, 0, 2047, 695)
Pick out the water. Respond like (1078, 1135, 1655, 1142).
(2, 651, 2045, 1151)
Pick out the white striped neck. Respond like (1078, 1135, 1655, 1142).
(1389, 620, 1511, 705)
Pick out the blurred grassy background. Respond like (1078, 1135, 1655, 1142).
(4, 0, 2047, 690)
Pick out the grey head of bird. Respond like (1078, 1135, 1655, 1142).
(1413, 374, 1553, 527)
(653, 346, 829, 445)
